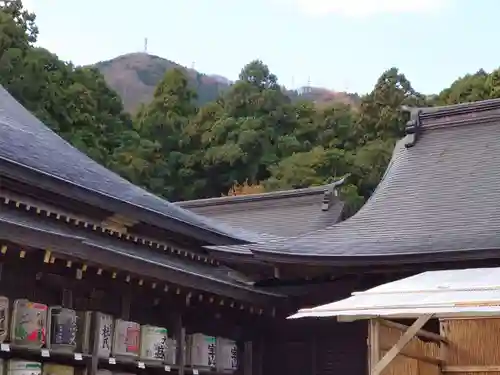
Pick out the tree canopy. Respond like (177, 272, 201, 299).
(2, 0, 499, 214)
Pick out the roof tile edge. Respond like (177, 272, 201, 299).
(405, 98, 500, 147)
(176, 178, 348, 208)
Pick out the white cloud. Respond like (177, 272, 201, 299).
(286, 0, 451, 18)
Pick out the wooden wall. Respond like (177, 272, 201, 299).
(441, 318, 500, 375)
(366, 317, 500, 375)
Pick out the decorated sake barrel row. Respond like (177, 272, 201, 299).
(0, 297, 176, 363)
(0, 297, 236, 369)
(0, 297, 77, 351)
(185, 334, 237, 371)
(0, 298, 79, 351)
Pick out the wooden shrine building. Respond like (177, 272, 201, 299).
(0, 85, 286, 375)
(185, 99, 500, 375)
(1, 83, 500, 375)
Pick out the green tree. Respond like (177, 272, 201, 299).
(265, 146, 352, 190)
(436, 68, 500, 104)
(200, 60, 295, 187)
(133, 68, 200, 200)
(355, 67, 427, 143)
(0, 0, 37, 57)
(0, 1, 134, 167)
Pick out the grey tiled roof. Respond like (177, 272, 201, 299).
(177, 185, 345, 239)
(0, 207, 283, 302)
(0, 85, 254, 244)
(207, 99, 500, 263)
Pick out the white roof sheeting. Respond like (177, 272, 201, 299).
(288, 267, 500, 321)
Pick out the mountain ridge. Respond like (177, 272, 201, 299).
(93, 52, 359, 113)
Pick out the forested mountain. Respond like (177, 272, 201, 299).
(93, 53, 360, 113)
(1, 0, 499, 215)
(94, 53, 232, 113)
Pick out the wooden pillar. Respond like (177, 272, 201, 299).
(244, 341, 253, 375)
(369, 319, 380, 375)
(254, 339, 264, 375)
(90, 312, 101, 375)
(62, 288, 73, 308)
(173, 313, 185, 375)
(120, 291, 131, 320)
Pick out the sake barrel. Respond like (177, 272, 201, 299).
(93, 312, 113, 358)
(112, 319, 140, 358)
(47, 307, 77, 352)
(0, 296, 9, 342)
(140, 325, 167, 361)
(216, 337, 237, 370)
(10, 300, 47, 348)
(7, 360, 42, 375)
(42, 364, 74, 375)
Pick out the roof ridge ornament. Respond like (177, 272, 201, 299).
(404, 107, 422, 148)
(321, 174, 350, 211)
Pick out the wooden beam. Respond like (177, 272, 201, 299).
(443, 366, 500, 373)
(0, 220, 281, 304)
(369, 320, 380, 374)
(371, 315, 432, 375)
(378, 318, 449, 344)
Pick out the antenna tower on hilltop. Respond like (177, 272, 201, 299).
(307, 76, 311, 93)
(144, 38, 148, 53)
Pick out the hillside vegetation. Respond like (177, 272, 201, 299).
(94, 53, 360, 113)
(94, 53, 231, 112)
(1, 0, 499, 215)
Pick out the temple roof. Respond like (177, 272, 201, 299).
(206, 99, 500, 265)
(176, 183, 345, 239)
(0, 85, 254, 245)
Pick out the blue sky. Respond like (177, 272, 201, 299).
(24, 0, 499, 94)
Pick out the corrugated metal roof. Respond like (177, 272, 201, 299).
(289, 267, 500, 320)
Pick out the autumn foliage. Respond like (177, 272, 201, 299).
(226, 181, 265, 197)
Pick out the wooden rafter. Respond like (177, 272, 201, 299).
(378, 318, 449, 344)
